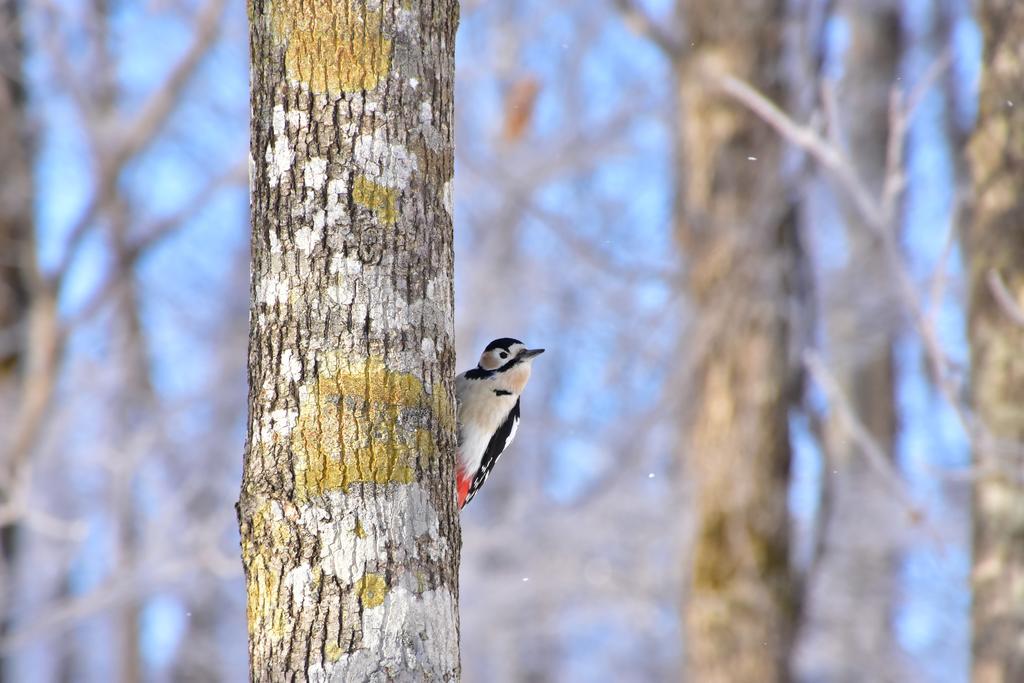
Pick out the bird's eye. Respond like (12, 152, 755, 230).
(499, 351, 508, 359)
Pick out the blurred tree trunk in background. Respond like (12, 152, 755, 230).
(966, 2, 1024, 681)
(800, 2, 905, 679)
(94, 0, 147, 676)
(674, 1, 800, 680)
(0, 0, 244, 678)
(0, 1, 34, 680)
(0, 0, 31, 381)
(239, 0, 461, 679)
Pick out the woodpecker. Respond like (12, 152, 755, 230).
(455, 338, 544, 509)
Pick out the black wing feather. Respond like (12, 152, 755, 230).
(463, 367, 493, 380)
(465, 398, 520, 505)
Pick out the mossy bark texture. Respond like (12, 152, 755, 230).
(967, 3, 1024, 682)
(238, 0, 461, 680)
(674, 1, 799, 681)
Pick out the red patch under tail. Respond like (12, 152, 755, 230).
(456, 468, 471, 509)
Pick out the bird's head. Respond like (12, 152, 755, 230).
(477, 337, 545, 372)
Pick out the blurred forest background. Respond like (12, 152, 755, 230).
(0, 0, 1020, 681)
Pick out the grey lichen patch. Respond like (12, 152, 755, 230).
(306, 585, 459, 682)
(305, 483, 449, 583)
(295, 484, 454, 679)
(325, 256, 456, 364)
(353, 130, 418, 189)
(442, 181, 453, 220)
(418, 100, 445, 152)
(266, 104, 295, 187)
(269, 0, 392, 94)
(304, 156, 329, 190)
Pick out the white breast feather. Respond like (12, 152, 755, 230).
(455, 371, 519, 477)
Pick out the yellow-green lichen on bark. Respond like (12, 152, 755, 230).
(242, 501, 292, 640)
(292, 354, 452, 500)
(355, 572, 389, 608)
(246, 554, 287, 641)
(268, 0, 392, 94)
(325, 642, 345, 662)
(249, 499, 292, 549)
(353, 175, 399, 224)
(413, 570, 428, 594)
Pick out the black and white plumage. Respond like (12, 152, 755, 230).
(455, 338, 544, 508)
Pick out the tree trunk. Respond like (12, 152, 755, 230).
(0, 0, 34, 680)
(0, 0, 31, 379)
(966, 2, 1024, 681)
(674, 1, 799, 681)
(239, 1, 461, 680)
(99, 2, 146, 672)
(799, 3, 905, 680)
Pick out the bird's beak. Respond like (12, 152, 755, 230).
(519, 348, 545, 360)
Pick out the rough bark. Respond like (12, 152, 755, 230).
(798, 3, 904, 680)
(966, 2, 1024, 681)
(238, 0, 461, 680)
(674, 1, 799, 680)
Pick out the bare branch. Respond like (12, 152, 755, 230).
(904, 49, 953, 123)
(804, 351, 937, 538)
(612, 0, 682, 59)
(113, 0, 227, 165)
(704, 67, 884, 231)
(879, 87, 907, 228)
(704, 58, 1017, 471)
(1, 160, 244, 500)
(925, 211, 960, 316)
(47, 0, 228, 290)
(987, 268, 1024, 328)
(61, 160, 246, 334)
(0, 551, 193, 653)
(881, 52, 952, 226)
